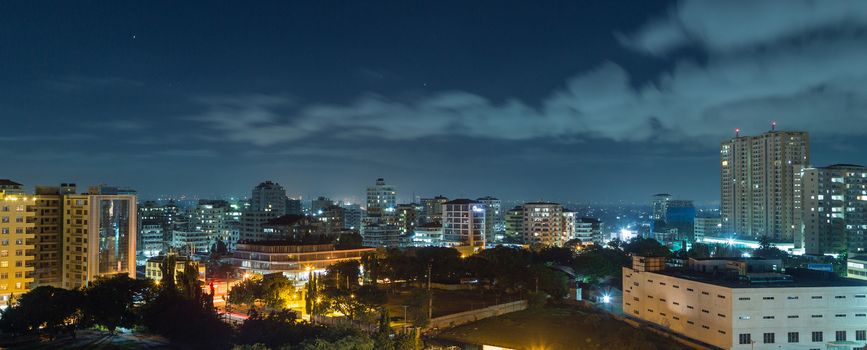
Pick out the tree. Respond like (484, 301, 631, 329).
(623, 237, 671, 257)
(327, 260, 361, 289)
(335, 232, 364, 249)
(753, 236, 788, 260)
(0, 286, 84, 338)
(82, 274, 152, 334)
(573, 245, 629, 282)
(533, 246, 575, 266)
(530, 264, 569, 300)
(299, 334, 375, 350)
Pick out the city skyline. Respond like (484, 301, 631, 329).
(5, 1, 867, 202)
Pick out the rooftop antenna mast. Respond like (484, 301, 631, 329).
(735, 128, 740, 138)
(771, 121, 777, 131)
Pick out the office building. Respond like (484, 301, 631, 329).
(30, 184, 73, 288)
(62, 186, 137, 290)
(360, 223, 401, 248)
(624, 256, 867, 350)
(139, 221, 165, 258)
(505, 206, 524, 241)
(801, 164, 867, 255)
(421, 196, 448, 224)
(396, 203, 421, 236)
(412, 222, 444, 247)
(144, 253, 205, 284)
(250, 181, 288, 215)
(721, 129, 810, 241)
(231, 242, 374, 280)
(366, 178, 396, 217)
(575, 217, 602, 244)
(665, 200, 696, 242)
(652, 193, 672, 221)
(192, 200, 232, 249)
(695, 216, 722, 242)
(171, 229, 211, 255)
(340, 203, 363, 230)
(442, 199, 486, 254)
(286, 198, 302, 216)
(311, 196, 334, 214)
(523, 202, 569, 247)
(0, 180, 35, 305)
(477, 196, 503, 237)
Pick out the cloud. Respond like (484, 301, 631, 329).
(620, 0, 867, 54)
(42, 75, 143, 91)
(191, 2, 867, 148)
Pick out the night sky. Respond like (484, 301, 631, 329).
(3, 1, 867, 204)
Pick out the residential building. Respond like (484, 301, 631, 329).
(191, 200, 231, 249)
(231, 242, 374, 280)
(30, 184, 72, 288)
(623, 256, 867, 350)
(171, 229, 211, 254)
(396, 203, 421, 236)
(575, 217, 602, 244)
(286, 198, 302, 216)
(442, 199, 485, 254)
(319, 205, 346, 237)
(801, 164, 867, 255)
(139, 221, 165, 258)
(340, 203, 363, 230)
(523, 202, 568, 246)
(259, 214, 321, 242)
(721, 130, 810, 241)
(0, 180, 35, 305)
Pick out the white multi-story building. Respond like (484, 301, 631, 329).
(574, 217, 602, 244)
(442, 199, 485, 254)
(477, 196, 503, 236)
(624, 256, 867, 350)
(849, 256, 867, 281)
(412, 222, 444, 247)
(695, 216, 722, 242)
(366, 178, 396, 217)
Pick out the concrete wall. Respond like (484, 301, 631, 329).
(426, 300, 527, 330)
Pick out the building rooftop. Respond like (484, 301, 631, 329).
(444, 199, 479, 205)
(0, 179, 23, 187)
(265, 214, 308, 226)
(651, 267, 867, 289)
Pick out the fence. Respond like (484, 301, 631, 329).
(425, 300, 527, 330)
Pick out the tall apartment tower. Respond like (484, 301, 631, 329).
(62, 187, 137, 290)
(0, 180, 35, 306)
(801, 164, 867, 255)
(720, 129, 809, 241)
(476, 196, 503, 237)
(250, 181, 288, 215)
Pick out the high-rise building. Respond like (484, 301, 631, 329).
(801, 164, 867, 255)
(651, 193, 672, 221)
(286, 198, 302, 216)
(720, 129, 809, 241)
(574, 217, 602, 244)
(522, 202, 568, 246)
(504, 206, 524, 241)
(320, 205, 346, 236)
(366, 178, 396, 217)
(442, 199, 486, 254)
(139, 200, 179, 253)
(476, 196, 503, 237)
(421, 196, 448, 224)
(192, 200, 231, 249)
(0, 180, 35, 305)
(62, 186, 137, 290)
(694, 216, 722, 242)
(30, 184, 73, 288)
(250, 181, 288, 215)
(395, 203, 421, 236)
(664, 200, 696, 242)
(339, 203, 363, 230)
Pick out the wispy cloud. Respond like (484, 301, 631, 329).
(41, 75, 144, 92)
(189, 1, 867, 148)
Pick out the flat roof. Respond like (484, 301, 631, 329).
(647, 267, 867, 289)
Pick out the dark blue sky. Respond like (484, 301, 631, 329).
(3, 1, 867, 204)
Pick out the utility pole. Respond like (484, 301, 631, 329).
(427, 263, 432, 320)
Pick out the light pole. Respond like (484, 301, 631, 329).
(427, 263, 432, 321)
(403, 305, 409, 333)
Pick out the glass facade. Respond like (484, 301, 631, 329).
(97, 199, 132, 275)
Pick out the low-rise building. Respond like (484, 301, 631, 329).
(623, 256, 867, 350)
(849, 256, 867, 281)
(412, 222, 444, 247)
(144, 254, 206, 284)
(230, 242, 374, 281)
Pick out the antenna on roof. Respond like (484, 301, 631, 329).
(735, 128, 740, 138)
(771, 121, 776, 131)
